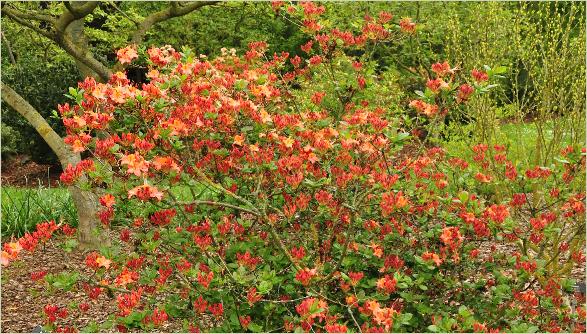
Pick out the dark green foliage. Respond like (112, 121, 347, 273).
(1, 58, 81, 163)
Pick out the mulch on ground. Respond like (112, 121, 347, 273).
(1, 156, 62, 188)
(2, 231, 584, 333)
(1, 237, 116, 333)
(0, 233, 188, 333)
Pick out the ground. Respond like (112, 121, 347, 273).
(0, 233, 190, 333)
(1, 234, 584, 332)
(1, 155, 62, 188)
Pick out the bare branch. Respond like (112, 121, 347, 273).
(1, 3, 56, 23)
(2, 7, 56, 39)
(1, 32, 17, 65)
(58, 35, 113, 81)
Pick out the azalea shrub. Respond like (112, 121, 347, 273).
(3, 2, 586, 333)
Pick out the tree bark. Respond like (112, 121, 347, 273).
(1, 82, 103, 248)
(58, 1, 112, 82)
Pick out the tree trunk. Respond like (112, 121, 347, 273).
(1, 82, 104, 248)
(64, 3, 102, 80)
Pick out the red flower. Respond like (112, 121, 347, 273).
(239, 315, 252, 329)
(117, 288, 143, 316)
(247, 287, 262, 305)
(197, 271, 214, 288)
(194, 296, 208, 313)
(208, 302, 224, 318)
(378, 11, 393, 24)
(376, 274, 397, 294)
(510, 193, 527, 206)
(485, 204, 509, 224)
(431, 61, 452, 77)
(399, 17, 416, 33)
(309, 55, 322, 66)
(457, 83, 474, 101)
(119, 228, 131, 242)
(348, 272, 364, 286)
(471, 69, 489, 82)
(301, 40, 314, 53)
(295, 268, 317, 286)
(326, 323, 348, 333)
(61, 224, 76, 236)
(79, 303, 90, 313)
(150, 308, 168, 327)
(150, 209, 176, 226)
(31, 270, 48, 281)
(311, 91, 326, 105)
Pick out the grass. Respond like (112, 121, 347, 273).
(1, 183, 212, 238)
(1, 186, 77, 238)
(443, 120, 575, 166)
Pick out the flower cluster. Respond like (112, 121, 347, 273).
(5, 2, 585, 333)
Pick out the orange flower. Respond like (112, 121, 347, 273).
(152, 156, 181, 173)
(71, 138, 86, 153)
(365, 300, 381, 314)
(399, 17, 416, 34)
(128, 184, 164, 201)
(120, 153, 149, 176)
(1, 251, 12, 266)
(346, 295, 358, 306)
(4, 242, 22, 258)
(259, 108, 272, 124)
(166, 119, 189, 137)
(234, 134, 245, 146)
(380, 191, 409, 216)
(376, 275, 397, 294)
(475, 172, 492, 183)
(369, 242, 384, 258)
(440, 227, 463, 250)
(116, 46, 138, 64)
(372, 306, 398, 330)
(115, 268, 139, 286)
(431, 61, 452, 77)
(1, 242, 23, 265)
(96, 256, 112, 269)
(307, 152, 319, 164)
(110, 85, 130, 104)
(282, 137, 295, 148)
(92, 84, 108, 99)
(99, 194, 116, 208)
(422, 252, 443, 266)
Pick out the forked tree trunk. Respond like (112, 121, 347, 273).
(1, 82, 103, 248)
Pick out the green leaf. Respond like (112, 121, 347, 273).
(258, 280, 273, 294)
(248, 323, 263, 332)
(234, 79, 249, 91)
(493, 66, 507, 74)
(60, 239, 78, 253)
